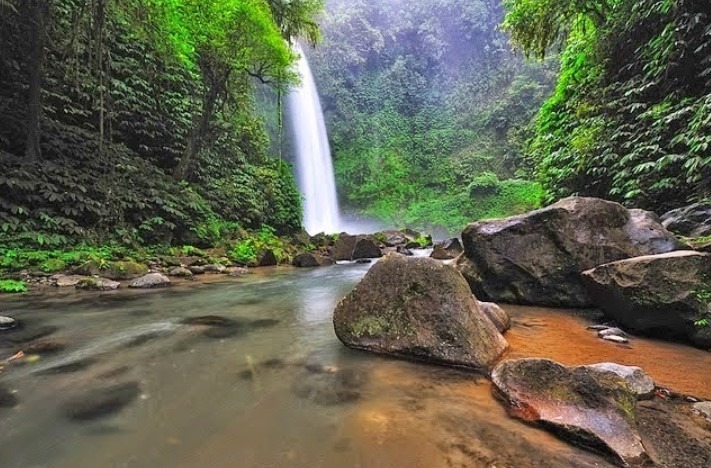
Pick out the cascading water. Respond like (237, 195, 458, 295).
(287, 45, 341, 235)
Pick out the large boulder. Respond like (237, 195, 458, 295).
(457, 197, 684, 307)
(661, 202, 711, 238)
(293, 253, 335, 268)
(582, 251, 711, 349)
(255, 249, 278, 267)
(333, 234, 383, 260)
(430, 238, 463, 260)
(128, 273, 171, 289)
(74, 261, 148, 280)
(375, 229, 420, 247)
(352, 238, 383, 260)
(492, 358, 649, 466)
(333, 254, 508, 371)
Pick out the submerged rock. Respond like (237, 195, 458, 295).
(333, 254, 508, 371)
(62, 381, 141, 421)
(582, 251, 711, 349)
(293, 253, 335, 268)
(430, 238, 463, 260)
(477, 301, 511, 333)
(492, 358, 648, 465)
(128, 273, 171, 289)
(0, 386, 18, 408)
(457, 197, 684, 307)
(76, 277, 120, 291)
(292, 361, 367, 406)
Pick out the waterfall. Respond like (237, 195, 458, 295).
(287, 45, 341, 235)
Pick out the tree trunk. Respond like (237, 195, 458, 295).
(173, 85, 219, 180)
(25, 0, 46, 161)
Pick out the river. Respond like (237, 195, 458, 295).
(1, 262, 710, 467)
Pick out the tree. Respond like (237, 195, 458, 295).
(503, 0, 616, 58)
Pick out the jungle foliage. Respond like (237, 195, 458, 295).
(308, 0, 556, 233)
(505, 0, 711, 210)
(0, 0, 324, 249)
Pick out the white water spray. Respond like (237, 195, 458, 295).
(287, 46, 341, 235)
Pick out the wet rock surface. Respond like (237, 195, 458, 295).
(477, 301, 510, 333)
(582, 363, 655, 399)
(582, 251, 711, 349)
(333, 234, 383, 261)
(0, 315, 17, 330)
(492, 358, 649, 465)
(457, 197, 684, 307)
(62, 381, 141, 421)
(661, 202, 711, 237)
(334, 254, 508, 370)
(0, 386, 18, 408)
(129, 273, 171, 289)
(76, 277, 120, 291)
(430, 238, 463, 260)
(293, 252, 335, 268)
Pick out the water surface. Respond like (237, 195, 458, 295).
(1, 263, 709, 467)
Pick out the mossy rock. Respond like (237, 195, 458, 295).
(333, 253, 508, 371)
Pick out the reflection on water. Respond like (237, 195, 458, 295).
(0, 264, 709, 467)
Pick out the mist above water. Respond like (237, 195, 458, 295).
(287, 46, 341, 235)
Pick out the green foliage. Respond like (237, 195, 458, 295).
(512, 0, 711, 210)
(0, 0, 317, 250)
(229, 225, 286, 265)
(0, 279, 26, 294)
(310, 0, 556, 233)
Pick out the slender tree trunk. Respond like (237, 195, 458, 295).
(173, 87, 218, 180)
(25, 0, 46, 161)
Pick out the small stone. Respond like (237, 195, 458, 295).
(354, 259, 372, 264)
(52, 275, 87, 287)
(227, 267, 249, 276)
(168, 266, 193, 278)
(203, 264, 226, 274)
(599, 327, 628, 338)
(76, 277, 120, 291)
(189, 266, 206, 275)
(0, 316, 17, 331)
(603, 335, 629, 344)
(129, 273, 171, 289)
(587, 324, 613, 331)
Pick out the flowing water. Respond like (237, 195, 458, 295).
(287, 46, 341, 235)
(1, 263, 711, 468)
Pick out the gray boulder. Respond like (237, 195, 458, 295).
(293, 253, 335, 268)
(582, 251, 711, 349)
(333, 254, 508, 371)
(430, 238, 463, 260)
(128, 273, 171, 289)
(457, 197, 684, 307)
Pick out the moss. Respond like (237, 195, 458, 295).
(350, 316, 391, 338)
